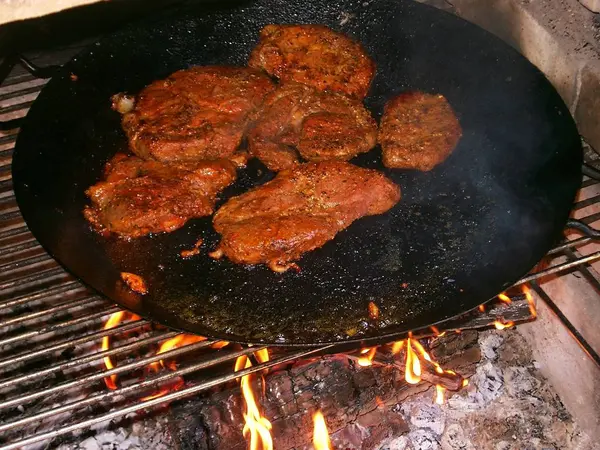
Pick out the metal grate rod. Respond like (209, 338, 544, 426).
(0, 345, 330, 450)
(0, 330, 180, 389)
(0, 295, 103, 328)
(0, 305, 121, 347)
(515, 251, 600, 285)
(0, 280, 85, 310)
(0, 339, 222, 411)
(0, 317, 148, 367)
(0, 345, 260, 434)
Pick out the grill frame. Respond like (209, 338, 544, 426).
(1, 51, 600, 450)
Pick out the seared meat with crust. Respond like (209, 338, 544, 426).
(249, 24, 375, 98)
(248, 83, 377, 171)
(113, 66, 275, 163)
(212, 161, 400, 271)
(378, 92, 462, 171)
(84, 154, 236, 238)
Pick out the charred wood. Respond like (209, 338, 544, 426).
(168, 331, 482, 450)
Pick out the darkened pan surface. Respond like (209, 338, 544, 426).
(12, 0, 582, 345)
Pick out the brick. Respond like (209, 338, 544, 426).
(575, 62, 600, 151)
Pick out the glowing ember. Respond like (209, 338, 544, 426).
(357, 347, 377, 367)
(101, 311, 140, 390)
(522, 284, 537, 318)
(375, 396, 385, 409)
(494, 320, 514, 330)
(498, 293, 512, 303)
(405, 338, 421, 384)
(141, 379, 184, 402)
(235, 354, 273, 450)
(478, 304, 486, 312)
(368, 301, 380, 320)
(391, 340, 405, 355)
(462, 378, 469, 387)
(313, 410, 333, 450)
(435, 384, 445, 405)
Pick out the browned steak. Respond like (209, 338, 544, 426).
(84, 154, 236, 238)
(248, 24, 375, 98)
(212, 161, 401, 272)
(378, 92, 462, 171)
(112, 66, 275, 163)
(248, 83, 377, 171)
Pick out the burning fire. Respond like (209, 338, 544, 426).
(313, 410, 333, 450)
(522, 284, 536, 318)
(150, 334, 207, 371)
(430, 326, 446, 337)
(357, 347, 377, 366)
(493, 320, 514, 330)
(391, 340, 405, 355)
(101, 311, 141, 390)
(235, 351, 273, 450)
(435, 384, 445, 405)
(498, 293, 512, 303)
(101, 312, 229, 399)
(404, 338, 422, 384)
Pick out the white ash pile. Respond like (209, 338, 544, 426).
(374, 330, 597, 450)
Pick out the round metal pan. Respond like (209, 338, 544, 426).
(12, 0, 582, 345)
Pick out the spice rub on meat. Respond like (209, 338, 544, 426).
(212, 161, 401, 272)
(112, 66, 275, 164)
(378, 92, 462, 171)
(248, 83, 378, 172)
(249, 24, 376, 99)
(84, 154, 237, 238)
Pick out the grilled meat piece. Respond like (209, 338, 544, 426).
(248, 83, 377, 171)
(84, 154, 237, 238)
(378, 92, 462, 171)
(112, 66, 275, 163)
(212, 161, 400, 271)
(248, 24, 376, 98)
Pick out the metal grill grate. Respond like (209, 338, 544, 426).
(1, 50, 600, 449)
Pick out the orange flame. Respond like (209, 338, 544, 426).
(144, 335, 227, 400)
(498, 293, 512, 303)
(494, 320, 514, 330)
(141, 379, 185, 401)
(405, 338, 421, 384)
(391, 340, 405, 355)
(435, 384, 445, 405)
(313, 410, 332, 450)
(150, 334, 207, 371)
(357, 347, 377, 367)
(462, 378, 469, 387)
(254, 348, 270, 364)
(235, 354, 273, 450)
(101, 311, 140, 390)
(430, 326, 446, 337)
(411, 338, 443, 374)
(522, 285, 536, 318)
(478, 304, 486, 312)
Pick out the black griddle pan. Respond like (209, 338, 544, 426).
(12, 0, 582, 345)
